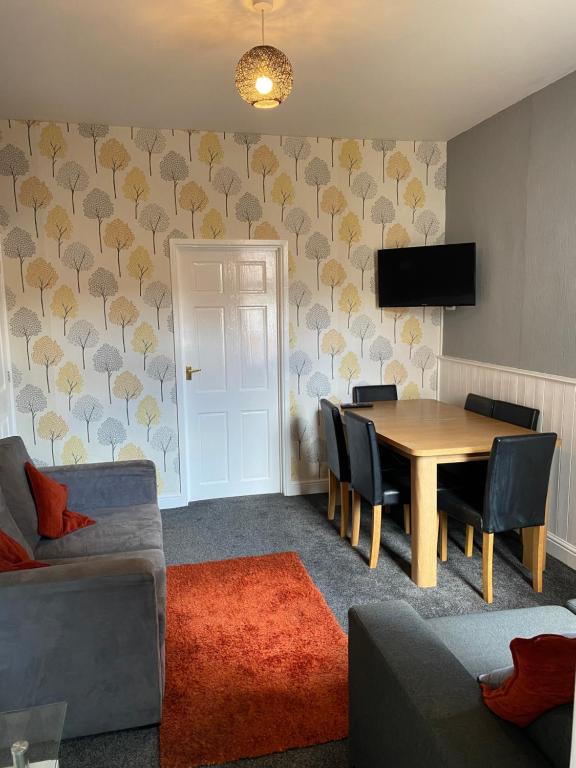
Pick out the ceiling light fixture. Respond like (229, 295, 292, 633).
(235, 0, 293, 110)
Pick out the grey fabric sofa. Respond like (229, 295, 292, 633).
(0, 436, 165, 739)
(349, 599, 576, 768)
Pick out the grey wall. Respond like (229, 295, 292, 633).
(444, 70, 576, 378)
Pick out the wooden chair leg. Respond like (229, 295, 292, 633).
(482, 532, 494, 604)
(327, 470, 337, 521)
(465, 525, 474, 557)
(351, 491, 362, 547)
(438, 511, 448, 562)
(340, 481, 350, 539)
(532, 525, 545, 593)
(403, 504, 411, 535)
(369, 504, 382, 569)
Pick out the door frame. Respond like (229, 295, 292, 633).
(169, 239, 290, 506)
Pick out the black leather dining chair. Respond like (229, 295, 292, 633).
(465, 393, 495, 417)
(437, 432, 556, 603)
(320, 399, 351, 538)
(345, 411, 409, 568)
(352, 385, 398, 403)
(492, 400, 540, 430)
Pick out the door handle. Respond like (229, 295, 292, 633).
(186, 366, 202, 380)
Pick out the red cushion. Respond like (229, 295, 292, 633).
(481, 634, 576, 726)
(0, 529, 48, 571)
(24, 462, 95, 539)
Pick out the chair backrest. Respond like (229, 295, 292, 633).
(483, 433, 557, 533)
(320, 399, 350, 482)
(345, 411, 382, 506)
(492, 400, 540, 430)
(465, 393, 494, 417)
(352, 385, 398, 403)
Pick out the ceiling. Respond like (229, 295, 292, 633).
(1, 0, 576, 140)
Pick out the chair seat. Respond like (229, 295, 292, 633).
(438, 461, 488, 491)
(437, 486, 484, 530)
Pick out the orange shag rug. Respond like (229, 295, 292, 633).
(159, 552, 348, 768)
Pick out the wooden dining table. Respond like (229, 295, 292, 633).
(342, 399, 539, 588)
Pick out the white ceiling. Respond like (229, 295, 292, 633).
(1, 0, 576, 140)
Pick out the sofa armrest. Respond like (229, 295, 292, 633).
(0, 557, 162, 738)
(349, 601, 548, 768)
(42, 460, 157, 511)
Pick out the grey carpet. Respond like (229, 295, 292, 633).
(60, 493, 576, 768)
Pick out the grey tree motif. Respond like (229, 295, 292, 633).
(235, 193, 262, 238)
(93, 343, 123, 404)
(350, 314, 376, 357)
(134, 128, 167, 176)
(284, 207, 311, 256)
(147, 355, 176, 402)
(3, 226, 35, 291)
(151, 426, 177, 471)
(435, 162, 447, 191)
(163, 228, 187, 260)
(305, 232, 330, 290)
(431, 307, 442, 326)
(88, 267, 118, 329)
(138, 203, 169, 254)
(291, 418, 308, 460)
(5, 285, 15, 310)
(415, 210, 440, 245)
(351, 245, 375, 290)
(369, 336, 393, 383)
(143, 281, 172, 330)
(0, 144, 29, 211)
(170, 384, 177, 404)
(0, 206, 9, 228)
(413, 345, 436, 386)
(429, 370, 438, 392)
(159, 151, 189, 215)
(416, 142, 442, 184)
(83, 188, 113, 252)
(212, 167, 241, 217)
(303, 437, 325, 478)
(371, 139, 396, 182)
(56, 161, 89, 214)
(305, 303, 330, 359)
(289, 350, 312, 394)
(97, 417, 126, 461)
(78, 123, 109, 173)
(167, 311, 174, 333)
(304, 157, 330, 217)
(351, 172, 377, 219)
(289, 280, 311, 326)
(233, 133, 261, 177)
(72, 394, 104, 442)
(370, 196, 395, 248)
(16, 384, 46, 444)
(68, 319, 99, 369)
(62, 241, 94, 293)
(9, 307, 41, 370)
(306, 371, 330, 410)
(283, 137, 311, 181)
(11, 365, 22, 387)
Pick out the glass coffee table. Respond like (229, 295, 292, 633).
(0, 703, 66, 768)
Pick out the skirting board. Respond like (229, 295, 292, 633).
(547, 532, 576, 571)
(285, 479, 328, 496)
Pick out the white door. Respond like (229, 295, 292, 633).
(0, 250, 15, 437)
(178, 245, 281, 500)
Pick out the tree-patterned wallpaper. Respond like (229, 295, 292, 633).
(0, 119, 446, 495)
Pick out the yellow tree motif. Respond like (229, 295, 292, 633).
(113, 371, 143, 425)
(339, 283, 362, 328)
(289, 322, 296, 348)
(401, 382, 420, 400)
(251, 145, 279, 202)
(56, 361, 83, 410)
(322, 329, 346, 379)
(26, 257, 58, 316)
(37, 411, 68, 465)
(339, 139, 362, 186)
(289, 390, 298, 418)
(321, 186, 347, 240)
(385, 223, 411, 249)
(339, 351, 361, 394)
(132, 322, 158, 369)
(384, 307, 408, 343)
(385, 360, 408, 386)
(403, 178, 426, 223)
(103, 219, 135, 278)
(197, 132, 223, 181)
(61, 436, 87, 465)
(108, 296, 139, 352)
(200, 209, 225, 239)
(401, 317, 423, 359)
(253, 221, 279, 239)
(50, 285, 78, 335)
(179, 181, 208, 237)
(122, 167, 150, 219)
(271, 172, 294, 222)
(387, 151, 412, 204)
(288, 250, 296, 278)
(32, 336, 63, 392)
(38, 123, 67, 176)
(45, 205, 72, 259)
(19, 177, 52, 237)
(339, 212, 362, 259)
(127, 246, 154, 296)
(320, 259, 347, 310)
(136, 395, 161, 441)
(118, 443, 146, 461)
(99, 138, 131, 198)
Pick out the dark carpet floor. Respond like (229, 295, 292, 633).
(60, 493, 576, 768)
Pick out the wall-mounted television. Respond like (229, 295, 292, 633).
(377, 242, 476, 307)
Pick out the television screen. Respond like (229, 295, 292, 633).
(377, 242, 476, 307)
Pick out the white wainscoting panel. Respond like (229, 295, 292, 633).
(439, 355, 576, 570)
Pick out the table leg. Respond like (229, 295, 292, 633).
(411, 456, 438, 588)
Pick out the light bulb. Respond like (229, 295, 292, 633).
(255, 75, 273, 95)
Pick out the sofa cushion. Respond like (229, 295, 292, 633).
(0, 529, 49, 571)
(34, 504, 163, 560)
(526, 704, 573, 768)
(25, 462, 96, 538)
(0, 484, 32, 557)
(0, 437, 39, 549)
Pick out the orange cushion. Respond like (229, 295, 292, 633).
(24, 462, 96, 539)
(481, 634, 576, 726)
(0, 529, 48, 571)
